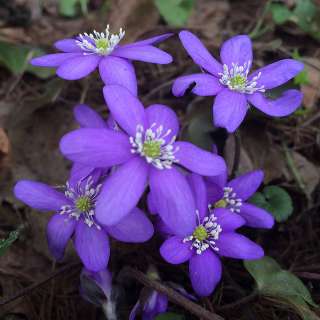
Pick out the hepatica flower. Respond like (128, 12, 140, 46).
(207, 169, 274, 229)
(14, 173, 154, 272)
(30, 26, 173, 95)
(172, 31, 304, 132)
(60, 85, 226, 235)
(160, 173, 264, 296)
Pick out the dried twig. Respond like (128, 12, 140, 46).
(122, 266, 224, 320)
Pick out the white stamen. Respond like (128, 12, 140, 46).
(76, 25, 125, 56)
(219, 61, 265, 94)
(223, 186, 242, 213)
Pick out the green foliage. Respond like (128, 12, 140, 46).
(0, 42, 55, 78)
(59, 0, 88, 17)
(270, 0, 320, 41)
(155, 313, 185, 320)
(0, 228, 21, 257)
(154, 0, 194, 27)
(249, 186, 293, 222)
(244, 257, 318, 320)
(292, 49, 309, 86)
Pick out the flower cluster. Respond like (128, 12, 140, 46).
(14, 27, 302, 305)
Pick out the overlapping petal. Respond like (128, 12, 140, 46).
(172, 73, 223, 97)
(103, 85, 147, 136)
(160, 236, 192, 264)
(60, 128, 133, 167)
(179, 31, 222, 76)
(74, 104, 107, 129)
(96, 157, 149, 226)
(240, 203, 274, 229)
(30, 53, 82, 67)
(248, 89, 303, 117)
(214, 208, 245, 231)
(54, 39, 82, 52)
(213, 88, 248, 133)
(99, 56, 137, 96)
(174, 141, 227, 176)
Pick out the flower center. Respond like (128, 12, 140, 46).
(183, 210, 222, 255)
(193, 225, 208, 241)
(75, 196, 91, 212)
(59, 177, 102, 229)
(219, 61, 265, 94)
(129, 123, 179, 170)
(76, 25, 125, 56)
(214, 187, 242, 213)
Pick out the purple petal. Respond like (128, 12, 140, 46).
(46, 214, 76, 260)
(155, 216, 174, 237)
(172, 73, 223, 97)
(240, 203, 274, 229)
(145, 104, 179, 143)
(30, 53, 82, 67)
(69, 164, 103, 189)
(213, 88, 248, 133)
(228, 170, 263, 201)
(129, 301, 140, 320)
(187, 174, 208, 221)
(74, 220, 110, 272)
(112, 45, 172, 64)
(206, 182, 224, 205)
(217, 232, 264, 260)
(175, 141, 227, 176)
(206, 169, 228, 188)
(160, 236, 192, 264)
(249, 59, 304, 89)
(54, 39, 82, 52)
(60, 128, 133, 167)
(96, 157, 148, 226)
(81, 268, 112, 298)
(189, 250, 222, 297)
(14, 180, 69, 212)
(147, 192, 158, 215)
(247, 89, 303, 117)
(149, 167, 196, 236)
(179, 31, 222, 76)
(73, 104, 107, 128)
(99, 56, 137, 96)
(106, 207, 154, 242)
(155, 293, 168, 313)
(220, 35, 252, 69)
(214, 208, 245, 231)
(57, 55, 101, 80)
(130, 33, 173, 46)
(103, 85, 147, 137)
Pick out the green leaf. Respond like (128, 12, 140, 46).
(59, 0, 88, 17)
(154, 0, 194, 27)
(292, 49, 310, 85)
(244, 257, 318, 319)
(0, 228, 21, 257)
(249, 186, 293, 222)
(0, 42, 55, 78)
(270, 3, 292, 25)
(155, 313, 185, 320)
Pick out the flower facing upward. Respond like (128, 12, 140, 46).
(30, 27, 173, 96)
(60, 85, 227, 234)
(14, 172, 154, 272)
(172, 31, 304, 132)
(159, 173, 264, 297)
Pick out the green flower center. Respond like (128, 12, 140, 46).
(143, 141, 162, 158)
(76, 196, 91, 212)
(193, 225, 208, 241)
(95, 38, 109, 52)
(214, 199, 227, 208)
(230, 74, 246, 88)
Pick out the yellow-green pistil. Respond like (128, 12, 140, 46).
(76, 196, 91, 212)
(214, 199, 227, 208)
(95, 38, 109, 52)
(143, 140, 162, 158)
(193, 225, 208, 241)
(230, 74, 246, 88)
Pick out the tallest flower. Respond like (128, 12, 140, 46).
(60, 85, 226, 235)
(30, 26, 173, 95)
(173, 31, 304, 132)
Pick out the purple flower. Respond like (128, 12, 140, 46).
(206, 169, 274, 229)
(129, 289, 168, 320)
(30, 27, 173, 95)
(14, 172, 154, 272)
(159, 173, 264, 297)
(60, 85, 227, 234)
(172, 31, 304, 132)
